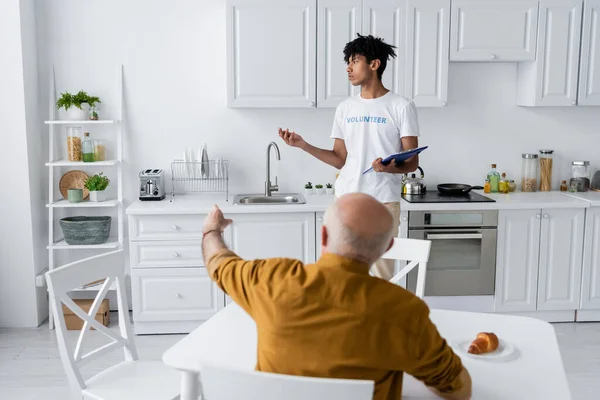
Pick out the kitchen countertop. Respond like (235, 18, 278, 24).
(562, 191, 600, 207)
(126, 193, 336, 215)
(127, 191, 592, 215)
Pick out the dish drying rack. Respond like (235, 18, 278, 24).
(170, 160, 229, 201)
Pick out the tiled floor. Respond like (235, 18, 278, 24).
(1, 315, 599, 399)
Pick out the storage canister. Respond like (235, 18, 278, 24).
(521, 153, 538, 192)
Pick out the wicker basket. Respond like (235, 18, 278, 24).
(59, 216, 111, 245)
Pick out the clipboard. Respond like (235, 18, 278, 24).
(362, 146, 428, 174)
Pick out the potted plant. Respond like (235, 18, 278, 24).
(325, 183, 334, 195)
(315, 184, 324, 195)
(304, 182, 314, 195)
(84, 173, 110, 202)
(56, 90, 101, 120)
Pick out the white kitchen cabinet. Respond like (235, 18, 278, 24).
(450, 0, 539, 61)
(362, 0, 407, 96)
(517, 0, 584, 106)
(581, 207, 600, 310)
(131, 268, 224, 323)
(230, 213, 316, 263)
(317, 0, 361, 107)
(405, 0, 450, 107)
(495, 209, 541, 312)
(316, 212, 324, 259)
(226, 0, 317, 107)
(578, 0, 600, 105)
(495, 208, 585, 313)
(537, 208, 585, 310)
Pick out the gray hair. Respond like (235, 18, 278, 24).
(323, 202, 394, 262)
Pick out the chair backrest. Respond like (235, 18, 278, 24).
(381, 238, 431, 298)
(45, 249, 137, 395)
(201, 364, 374, 400)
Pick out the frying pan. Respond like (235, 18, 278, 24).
(437, 183, 484, 195)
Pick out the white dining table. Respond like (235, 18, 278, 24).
(163, 303, 571, 400)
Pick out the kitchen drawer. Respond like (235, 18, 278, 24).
(132, 268, 225, 322)
(129, 214, 206, 241)
(131, 241, 206, 269)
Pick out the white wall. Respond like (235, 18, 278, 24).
(0, 0, 45, 327)
(35, 0, 600, 199)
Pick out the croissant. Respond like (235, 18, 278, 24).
(468, 332, 499, 354)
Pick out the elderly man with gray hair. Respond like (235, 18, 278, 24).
(202, 193, 472, 400)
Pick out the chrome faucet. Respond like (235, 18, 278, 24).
(265, 142, 281, 196)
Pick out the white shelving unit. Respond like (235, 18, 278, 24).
(43, 65, 124, 329)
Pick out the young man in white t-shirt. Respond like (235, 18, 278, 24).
(279, 34, 420, 280)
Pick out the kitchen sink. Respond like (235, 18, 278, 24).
(233, 193, 306, 205)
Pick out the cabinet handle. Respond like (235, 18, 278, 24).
(441, 101, 447, 106)
(536, 214, 541, 219)
(543, 214, 549, 219)
(309, 101, 315, 107)
(490, 54, 497, 60)
(402, 216, 408, 221)
(173, 252, 179, 257)
(318, 217, 323, 222)
(172, 225, 178, 230)
(174, 293, 181, 298)
(571, 100, 577, 105)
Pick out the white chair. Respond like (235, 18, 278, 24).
(45, 249, 181, 400)
(200, 363, 374, 400)
(381, 237, 431, 298)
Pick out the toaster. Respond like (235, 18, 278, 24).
(139, 169, 166, 201)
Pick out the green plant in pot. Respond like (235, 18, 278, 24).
(84, 173, 110, 202)
(304, 181, 313, 195)
(325, 183, 334, 195)
(315, 184, 324, 195)
(56, 90, 102, 121)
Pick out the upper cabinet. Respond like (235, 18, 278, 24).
(578, 0, 600, 105)
(518, 0, 600, 107)
(362, 0, 408, 96)
(517, 0, 583, 106)
(317, 0, 361, 107)
(406, 0, 450, 106)
(226, 0, 317, 108)
(450, 0, 539, 61)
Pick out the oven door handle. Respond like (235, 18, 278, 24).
(425, 232, 483, 240)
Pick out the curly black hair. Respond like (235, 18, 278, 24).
(343, 34, 397, 80)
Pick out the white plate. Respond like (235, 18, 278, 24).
(451, 338, 518, 362)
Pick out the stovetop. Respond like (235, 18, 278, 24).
(401, 191, 496, 203)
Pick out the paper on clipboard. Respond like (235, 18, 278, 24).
(362, 146, 428, 174)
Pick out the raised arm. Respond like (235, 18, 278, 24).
(279, 128, 347, 169)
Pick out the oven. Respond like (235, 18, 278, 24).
(407, 210, 498, 296)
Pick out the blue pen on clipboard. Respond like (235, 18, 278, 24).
(362, 146, 428, 174)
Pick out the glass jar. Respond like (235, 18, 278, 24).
(539, 149, 554, 191)
(560, 180, 568, 192)
(508, 180, 516, 192)
(570, 161, 591, 192)
(66, 126, 83, 161)
(499, 173, 509, 194)
(94, 139, 106, 161)
(521, 153, 538, 192)
(89, 105, 99, 120)
(82, 132, 94, 162)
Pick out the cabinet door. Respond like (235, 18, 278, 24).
(406, 0, 450, 107)
(316, 212, 324, 260)
(537, 208, 585, 310)
(317, 0, 361, 108)
(578, 0, 600, 105)
(230, 213, 316, 263)
(132, 268, 225, 322)
(450, 0, 539, 61)
(517, 0, 583, 106)
(227, 0, 316, 107)
(494, 210, 541, 312)
(581, 208, 600, 309)
(362, 0, 407, 96)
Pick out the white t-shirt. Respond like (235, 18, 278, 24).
(331, 91, 420, 203)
